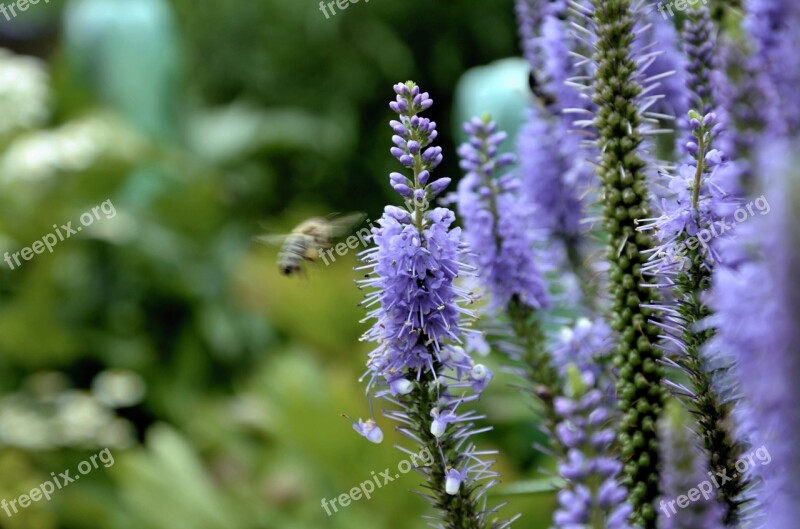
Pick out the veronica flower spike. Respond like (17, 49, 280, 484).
(682, 4, 717, 117)
(355, 81, 512, 529)
(552, 365, 634, 529)
(456, 114, 560, 433)
(456, 115, 547, 314)
(584, 1, 666, 526)
(709, 141, 800, 529)
(638, 111, 748, 524)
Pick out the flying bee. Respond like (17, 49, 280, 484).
(528, 70, 557, 108)
(254, 212, 367, 277)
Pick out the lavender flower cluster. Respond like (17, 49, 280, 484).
(342, 1, 800, 528)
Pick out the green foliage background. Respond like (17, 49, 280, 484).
(0, 0, 556, 527)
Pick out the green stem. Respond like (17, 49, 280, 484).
(412, 130, 425, 233)
(590, 1, 665, 526)
(506, 297, 562, 436)
(400, 367, 485, 529)
(565, 237, 599, 314)
(674, 256, 746, 523)
(692, 134, 706, 211)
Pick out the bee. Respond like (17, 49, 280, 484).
(528, 70, 557, 108)
(254, 213, 367, 276)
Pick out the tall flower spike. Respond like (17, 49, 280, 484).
(638, 112, 748, 524)
(456, 115, 548, 313)
(516, 0, 602, 311)
(552, 365, 633, 529)
(657, 401, 726, 529)
(709, 141, 800, 529)
(456, 115, 560, 431)
(676, 3, 717, 153)
(357, 81, 512, 529)
(744, 0, 800, 136)
(682, 5, 717, 117)
(712, 39, 765, 191)
(514, 0, 545, 77)
(585, 1, 666, 526)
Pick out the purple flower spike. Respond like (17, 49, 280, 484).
(745, 0, 800, 136)
(709, 140, 800, 529)
(354, 82, 510, 529)
(456, 115, 549, 312)
(552, 366, 633, 529)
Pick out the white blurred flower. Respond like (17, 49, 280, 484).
(0, 399, 52, 449)
(0, 372, 140, 450)
(0, 48, 50, 137)
(0, 114, 144, 182)
(92, 369, 146, 408)
(95, 417, 136, 449)
(55, 390, 114, 447)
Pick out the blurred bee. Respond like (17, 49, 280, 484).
(528, 70, 557, 108)
(254, 213, 367, 276)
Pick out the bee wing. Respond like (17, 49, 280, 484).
(252, 233, 290, 247)
(325, 212, 368, 238)
(253, 220, 292, 247)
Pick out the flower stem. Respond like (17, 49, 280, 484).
(590, 1, 665, 526)
(400, 369, 484, 529)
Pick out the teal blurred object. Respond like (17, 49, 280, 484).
(63, 0, 181, 141)
(452, 57, 532, 149)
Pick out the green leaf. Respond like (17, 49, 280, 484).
(495, 478, 565, 496)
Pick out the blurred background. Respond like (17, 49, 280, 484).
(0, 0, 556, 527)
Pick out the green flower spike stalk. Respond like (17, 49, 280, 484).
(589, 1, 665, 527)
